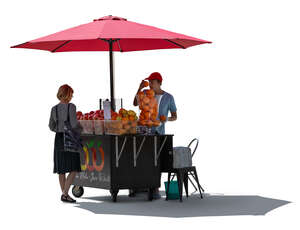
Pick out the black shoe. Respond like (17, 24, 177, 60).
(61, 194, 76, 203)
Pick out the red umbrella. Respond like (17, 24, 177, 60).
(11, 15, 211, 110)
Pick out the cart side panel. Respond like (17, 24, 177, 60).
(159, 135, 174, 172)
(110, 135, 161, 190)
(73, 135, 111, 189)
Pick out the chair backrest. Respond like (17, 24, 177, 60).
(187, 138, 199, 158)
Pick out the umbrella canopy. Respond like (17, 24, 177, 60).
(11, 15, 211, 110)
(12, 15, 211, 52)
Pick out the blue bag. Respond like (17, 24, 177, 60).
(164, 180, 180, 200)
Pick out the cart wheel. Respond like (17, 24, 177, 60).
(110, 189, 119, 202)
(148, 188, 154, 201)
(72, 186, 84, 198)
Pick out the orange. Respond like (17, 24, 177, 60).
(150, 114, 157, 121)
(111, 114, 117, 120)
(144, 112, 150, 120)
(143, 105, 150, 112)
(149, 98, 157, 108)
(144, 89, 150, 95)
(149, 108, 154, 114)
(140, 120, 147, 126)
(142, 80, 149, 88)
(140, 109, 145, 115)
(146, 89, 155, 98)
(152, 111, 158, 117)
(138, 91, 144, 99)
(128, 115, 134, 121)
(143, 97, 150, 104)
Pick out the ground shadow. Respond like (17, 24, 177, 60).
(73, 191, 291, 217)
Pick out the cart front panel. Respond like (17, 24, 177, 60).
(73, 135, 111, 189)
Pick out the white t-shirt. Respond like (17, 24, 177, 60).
(155, 94, 164, 115)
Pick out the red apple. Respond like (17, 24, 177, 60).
(84, 114, 89, 120)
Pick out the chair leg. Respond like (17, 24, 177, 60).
(190, 172, 205, 193)
(183, 172, 189, 198)
(166, 172, 171, 201)
(188, 176, 198, 192)
(193, 168, 203, 199)
(177, 170, 183, 202)
(170, 173, 176, 181)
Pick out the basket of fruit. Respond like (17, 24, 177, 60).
(104, 108, 138, 135)
(77, 110, 104, 135)
(78, 120, 94, 134)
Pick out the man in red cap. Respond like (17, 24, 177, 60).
(133, 72, 177, 135)
(131, 72, 177, 199)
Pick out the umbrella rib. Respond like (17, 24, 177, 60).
(117, 39, 123, 52)
(51, 40, 72, 52)
(165, 39, 185, 49)
(99, 38, 122, 52)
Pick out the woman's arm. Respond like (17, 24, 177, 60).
(48, 107, 56, 132)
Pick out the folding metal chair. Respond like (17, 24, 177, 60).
(167, 138, 205, 201)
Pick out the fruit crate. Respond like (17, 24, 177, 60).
(104, 120, 137, 135)
(79, 120, 94, 134)
(94, 120, 104, 135)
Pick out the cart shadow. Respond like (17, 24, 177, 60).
(73, 192, 291, 217)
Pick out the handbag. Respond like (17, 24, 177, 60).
(55, 104, 83, 152)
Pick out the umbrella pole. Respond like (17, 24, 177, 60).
(109, 39, 116, 112)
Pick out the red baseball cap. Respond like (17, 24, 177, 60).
(145, 72, 163, 82)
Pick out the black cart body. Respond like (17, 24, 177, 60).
(72, 134, 173, 199)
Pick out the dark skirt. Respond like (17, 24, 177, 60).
(53, 132, 82, 174)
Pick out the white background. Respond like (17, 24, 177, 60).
(1, 0, 300, 229)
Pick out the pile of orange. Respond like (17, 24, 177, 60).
(111, 108, 138, 121)
(137, 88, 160, 127)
